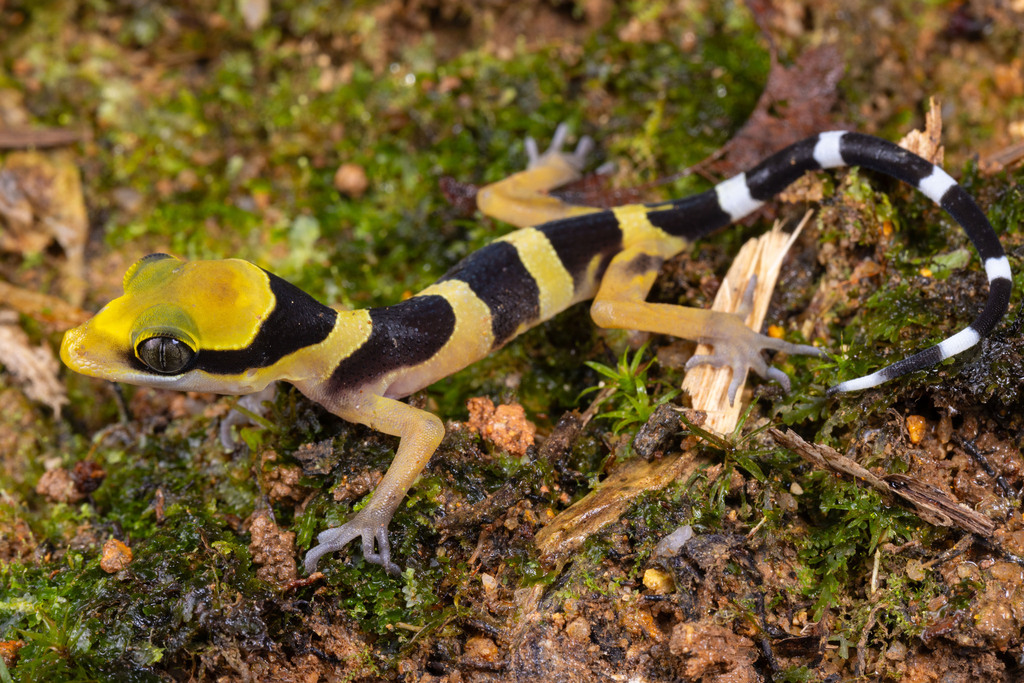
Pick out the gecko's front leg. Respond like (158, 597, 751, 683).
(302, 393, 444, 576)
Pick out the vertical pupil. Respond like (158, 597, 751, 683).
(139, 337, 193, 373)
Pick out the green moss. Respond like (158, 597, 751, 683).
(1, 486, 273, 682)
(796, 475, 916, 619)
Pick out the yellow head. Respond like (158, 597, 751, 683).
(61, 254, 338, 394)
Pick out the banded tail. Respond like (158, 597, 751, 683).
(646, 131, 1012, 394)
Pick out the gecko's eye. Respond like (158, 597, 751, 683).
(136, 336, 195, 374)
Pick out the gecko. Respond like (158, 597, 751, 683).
(60, 126, 1012, 575)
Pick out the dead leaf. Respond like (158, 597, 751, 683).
(0, 150, 89, 305)
(0, 280, 91, 331)
(0, 312, 67, 415)
(709, 45, 845, 176)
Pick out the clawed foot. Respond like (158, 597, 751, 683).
(303, 509, 401, 577)
(525, 122, 594, 173)
(686, 277, 825, 404)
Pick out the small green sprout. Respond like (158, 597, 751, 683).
(581, 342, 680, 435)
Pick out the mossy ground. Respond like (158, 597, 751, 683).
(2, 1, 1024, 681)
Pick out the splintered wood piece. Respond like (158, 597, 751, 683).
(897, 96, 944, 166)
(534, 448, 706, 566)
(682, 213, 811, 434)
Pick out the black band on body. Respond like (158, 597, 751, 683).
(328, 294, 456, 393)
(539, 211, 624, 291)
(439, 241, 541, 346)
(838, 134, 1010, 340)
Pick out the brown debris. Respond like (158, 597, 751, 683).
(631, 403, 683, 458)
(564, 616, 592, 643)
(35, 467, 84, 504)
(438, 175, 481, 215)
(668, 620, 759, 683)
(260, 450, 307, 505)
(238, 0, 270, 31)
(99, 538, 132, 573)
(462, 635, 502, 667)
(992, 59, 1024, 99)
(972, 561, 1024, 649)
(0, 311, 67, 415)
(331, 469, 383, 503)
(440, 410, 583, 538)
(0, 640, 25, 669)
(248, 509, 298, 585)
(905, 414, 927, 445)
(979, 140, 1024, 173)
(466, 396, 536, 457)
(291, 438, 338, 476)
(0, 517, 35, 563)
(200, 615, 375, 682)
(642, 567, 675, 594)
(152, 488, 166, 525)
(71, 460, 106, 496)
(498, 586, 701, 680)
(0, 126, 90, 149)
(902, 645, 1006, 682)
(333, 162, 369, 198)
